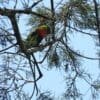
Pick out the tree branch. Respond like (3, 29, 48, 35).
(68, 25, 98, 37)
(93, 0, 100, 42)
(51, 0, 55, 35)
(0, 43, 17, 53)
(61, 40, 100, 60)
(8, 14, 25, 53)
(29, 0, 43, 9)
(0, 8, 52, 20)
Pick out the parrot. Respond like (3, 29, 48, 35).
(25, 24, 50, 49)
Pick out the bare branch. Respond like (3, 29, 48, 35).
(0, 8, 52, 20)
(93, 0, 100, 42)
(51, 0, 55, 35)
(29, 0, 43, 9)
(0, 43, 17, 53)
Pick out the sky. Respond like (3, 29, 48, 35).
(0, 0, 100, 100)
(18, 0, 100, 99)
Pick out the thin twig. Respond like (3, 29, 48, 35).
(0, 43, 17, 53)
(60, 40, 100, 60)
(93, 0, 100, 41)
(27, 55, 39, 95)
(51, 0, 55, 35)
(29, 0, 43, 9)
(31, 54, 43, 82)
(68, 25, 98, 37)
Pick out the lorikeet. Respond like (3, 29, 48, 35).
(25, 24, 50, 48)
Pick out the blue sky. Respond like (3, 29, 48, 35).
(0, 0, 100, 100)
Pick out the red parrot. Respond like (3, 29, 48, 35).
(26, 24, 50, 48)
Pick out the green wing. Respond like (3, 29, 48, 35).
(25, 32, 39, 48)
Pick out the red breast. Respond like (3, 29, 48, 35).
(38, 29, 47, 37)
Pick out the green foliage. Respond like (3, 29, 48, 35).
(27, 7, 52, 31)
(60, 0, 96, 30)
(47, 49, 60, 68)
(36, 91, 54, 100)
